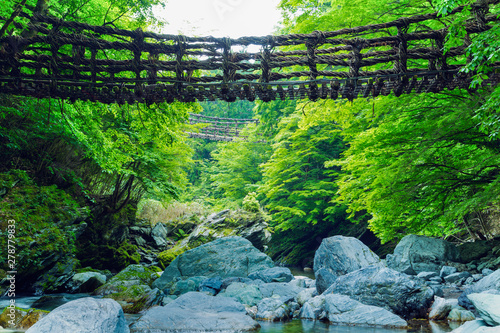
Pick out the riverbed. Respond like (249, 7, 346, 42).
(0, 293, 456, 333)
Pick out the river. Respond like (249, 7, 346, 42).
(0, 292, 457, 333)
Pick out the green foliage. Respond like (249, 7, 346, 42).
(243, 192, 260, 212)
(0, 170, 84, 275)
(325, 91, 500, 242)
(260, 107, 348, 231)
(208, 125, 271, 203)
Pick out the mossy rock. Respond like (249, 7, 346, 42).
(0, 305, 49, 329)
(77, 241, 140, 272)
(94, 264, 160, 295)
(158, 246, 187, 269)
(106, 284, 152, 303)
(18, 309, 50, 330)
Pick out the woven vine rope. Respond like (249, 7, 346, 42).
(0, 0, 499, 104)
(187, 113, 260, 142)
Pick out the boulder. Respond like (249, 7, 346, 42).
(0, 307, 29, 328)
(445, 271, 472, 284)
(457, 239, 500, 263)
(221, 276, 253, 289)
(94, 265, 159, 296)
(0, 307, 49, 330)
(258, 282, 304, 302)
(176, 210, 272, 252)
(297, 288, 316, 306)
(313, 236, 383, 293)
(151, 223, 168, 247)
(451, 319, 488, 333)
(323, 265, 434, 319)
(386, 235, 460, 275)
(248, 267, 293, 283)
(31, 257, 78, 294)
(169, 276, 206, 296)
(429, 296, 458, 320)
(26, 298, 129, 333)
(65, 271, 106, 293)
(199, 276, 223, 295)
(440, 266, 458, 278)
(256, 298, 291, 321)
(417, 271, 439, 281)
(129, 292, 259, 332)
(447, 308, 475, 322)
(467, 293, 500, 326)
(299, 295, 327, 320)
(324, 294, 407, 328)
(458, 269, 500, 309)
(469, 269, 500, 292)
(217, 282, 263, 306)
(153, 237, 273, 291)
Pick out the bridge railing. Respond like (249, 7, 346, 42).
(0, 1, 499, 104)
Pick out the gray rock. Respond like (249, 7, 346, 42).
(169, 276, 206, 296)
(65, 272, 106, 293)
(441, 266, 458, 278)
(483, 269, 495, 276)
(217, 282, 263, 306)
(445, 272, 472, 284)
(459, 269, 500, 309)
(417, 271, 439, 281)
(474, 274, 485, 281)
(256, 298, 290, 321)
(94, 265, 158, 296)
(324, 265, 434, 319)
(221, 276, 253, 289)
(299, 295, 326, 320)
(467, 293, 500, 326)
(386, 234, 460, 275)
(26, 298, 129, 333)
(258, 282, 304, 302)
(429, 296, 458, 320)
(133, 235, 147, 247)
(130, 292, 259, 332)
(447, 307, 475, 322)
(199, 276, 223, 295)
(248, 267, 293, 283)
(293, 276, 315, 289)
(32, 258, 78, 294)
(325, 294, 407, 328)
(151, 223, 168, 247)
(153, 237, 274, 291)
(297, 288, 316, 306)
(475, 269, 500, 291)
(450, 319, 488, 333)
(430, 276, 443, 283)
(313, 236, 383, 294)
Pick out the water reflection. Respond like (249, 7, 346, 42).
(258, 320, 454, 333)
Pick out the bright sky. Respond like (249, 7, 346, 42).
(155, 0, 283, 38)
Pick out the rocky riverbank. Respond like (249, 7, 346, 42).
(2, 235, 500, 332)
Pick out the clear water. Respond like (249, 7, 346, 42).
(0, 294, 457, 333)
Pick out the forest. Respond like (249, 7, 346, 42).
(0, 0, 500, 279)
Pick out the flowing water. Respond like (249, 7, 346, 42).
(0, 293, 456, 333)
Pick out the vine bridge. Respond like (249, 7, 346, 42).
(1, 0, 499, 106)
(187, 113, 259, 142)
